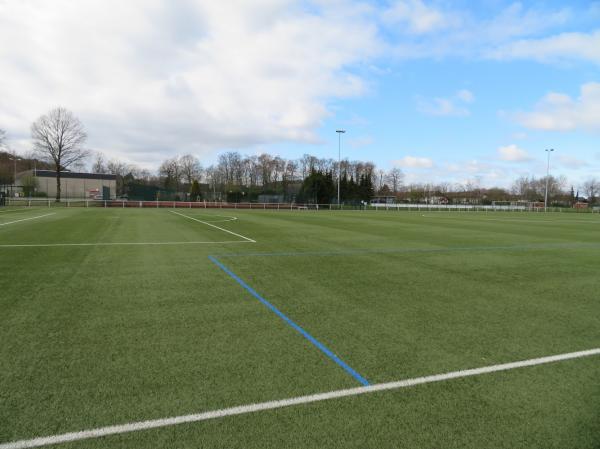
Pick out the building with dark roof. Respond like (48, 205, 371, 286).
(16, 170, 117, 199)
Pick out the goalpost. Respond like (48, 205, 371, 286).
(491, 201, 527, 211)
(491, 201, 513, 211)
(295, 204, 319, 211)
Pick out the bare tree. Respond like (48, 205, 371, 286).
(159, 157, 182, 191)
(258, 153, 274, 186)
(31, 107, 88, 201)
(582, 178, 599, 205)
(204, 165, 222, 200)
(285, 160, 298, 182)
(300, 154, 316, 178)
(179, 154, 202, 185)
(376, 169, 385, 192)
(386, 168, 404, 193)
(514, 176, 531, 200)
(91, 152, 107, 173)
(0, 128, 6, 149)
(106, 159, 131, 196)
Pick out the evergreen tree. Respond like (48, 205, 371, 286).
(298, 169, 335, 203)
(570, 186, 575, 205)
(190, 180, 202, 201)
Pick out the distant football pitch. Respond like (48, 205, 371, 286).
(1, 207, 599, 449)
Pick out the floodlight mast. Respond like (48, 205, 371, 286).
(544, 148, 554, 212)
(336, 130, 345, 209)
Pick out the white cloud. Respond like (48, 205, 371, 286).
(393, 155, 434, 168)
(456, 89, 474, 103)
(482, 3, 571, 42)
(514, 83, 600, 131)
(489, 30, 600, 65)
(382, 0, 448, 34)
(388, 3, 572, 61)
(497, 144, 532, 162)
(348, 136, 374, 148)
(0, 0, 380, 167)
(558, 155, 587, 169)
(511, 132, 528, 140)
(417, 98, 468, 116)
(464, 159, 491, 173)
(417, 89, 474, 117)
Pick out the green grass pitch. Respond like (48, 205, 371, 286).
(1, 207, 599, 448)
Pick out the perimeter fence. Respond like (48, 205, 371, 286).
(4, 198, 599, 213)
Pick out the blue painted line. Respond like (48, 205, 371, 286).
(208, 255, 370, 386)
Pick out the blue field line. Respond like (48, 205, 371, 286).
(208, 255, 370, 386)
(211, 241, 600, 259)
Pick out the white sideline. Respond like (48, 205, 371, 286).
(170, 210, 256, 243)
(1, 348, 598, 449)
(0, 209, 28, 213)
(0, 213, 55, 227)
(0, 241, 253, 248)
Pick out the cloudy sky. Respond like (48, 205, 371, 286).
(1, 0, 599, 187)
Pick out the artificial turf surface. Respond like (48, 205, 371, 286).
(0, 206, 599, 448)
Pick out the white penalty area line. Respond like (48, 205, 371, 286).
(0, 209, 31, 213)
(0, 240, 253, 248)
(170, 210, 256, 243)
(2, 348, 598, 449)
(0, 213, 55, 227)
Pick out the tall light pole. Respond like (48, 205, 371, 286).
(10, 151, 17, 185)
(336, 129, 345, 208)
(33, 159, 37, 197)
(544, 148, 554, 212)
(7, 152, 17, 196)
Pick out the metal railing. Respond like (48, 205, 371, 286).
(4, 198, 599, 213)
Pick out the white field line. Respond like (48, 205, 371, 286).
(0, 241, 253, 248)
(170, 210, 255, 243)
(475, 217, 599, 224)
(0, 213, 55, 227)
(193, 214, 238, 223)
(425, 215, 599, 224)
(2, 348, 598, 449)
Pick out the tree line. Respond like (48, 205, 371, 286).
(0, 107, 598, 205)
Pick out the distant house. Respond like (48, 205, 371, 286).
(16, 170, 117, 199)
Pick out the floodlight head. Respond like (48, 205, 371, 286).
(546, 148, 554, 152)
(336, 129, 346, 134)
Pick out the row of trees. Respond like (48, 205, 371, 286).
(393, 176, 598, 206)
(87, 149, 383, 202)
(0, 106, 598, 204)
(89, 150, 597, 206)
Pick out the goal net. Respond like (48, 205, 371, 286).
(491, 201, 527, 211)
(296, 204, 319, 211)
